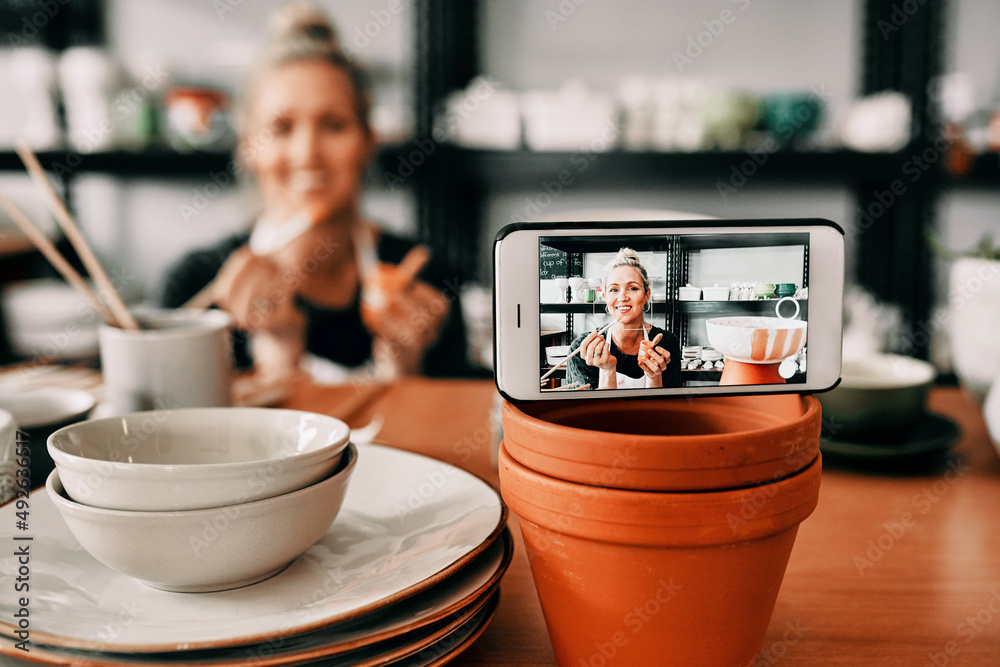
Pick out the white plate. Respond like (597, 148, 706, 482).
(0, 590, 500, 667)
(0, 365, 103, 394)
(0, 536, 508, 666)
(0, 444, 506, 653)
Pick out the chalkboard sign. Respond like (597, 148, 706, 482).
(539, 243, 568, 279)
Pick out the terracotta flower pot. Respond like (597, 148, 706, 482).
(502, 394, 820, 491)
(499, 444, 821, 667)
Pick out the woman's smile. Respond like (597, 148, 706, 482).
(604, 265, 648, 324)
(288, 169, 330, 193)
(244, 59, 373, 223)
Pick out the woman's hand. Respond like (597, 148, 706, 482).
(638, 333, 670, 388)
(213, 247, 305, 334)
(580, 330, 617, 372)
(578, 330, 617, 389)
(361, 260, 451, 377)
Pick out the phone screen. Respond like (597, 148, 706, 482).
(538, 230, 811, 393)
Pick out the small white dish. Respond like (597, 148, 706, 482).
(0, 387, 96, 429)
(0, 444, 505, 652)
(46, 444, 357, 593)
(48, 407, 350, 511)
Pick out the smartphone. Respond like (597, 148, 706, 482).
(493, 218, 844, 402)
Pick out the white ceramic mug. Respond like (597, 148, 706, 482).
(99, 308, 233, 415)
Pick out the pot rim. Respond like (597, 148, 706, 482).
(502, 394, 821, 471)
(499, 444, 821, 546)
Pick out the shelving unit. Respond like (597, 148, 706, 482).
(3, 0, 995, 365)
(406, 0, 983, 361)
(671, 231, 808, 346)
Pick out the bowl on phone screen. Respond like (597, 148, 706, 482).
(706, 316, 807, 365)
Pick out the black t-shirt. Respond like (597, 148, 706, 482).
(158, 229, 472, 377)
(565, 325, 681, 389)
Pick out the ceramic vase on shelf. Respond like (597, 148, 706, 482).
(500, 394, 822, 666)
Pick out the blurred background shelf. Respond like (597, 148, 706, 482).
(435, 147, 928, 187)
(0, 143, 417, 178)
(1, 0, 996, 370)
(0, 148, 232, 177)
(5, 144, 994, 192)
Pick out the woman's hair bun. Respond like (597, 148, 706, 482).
(245, 2, 372, 136)
(615, 247, 641, 263)
(266, 2, 343, 58)
(603, 246, 650, 292)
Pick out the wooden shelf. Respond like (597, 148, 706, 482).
(0, 143, 415, 178)
(946, 152, 1000, 186)
(441, 146, 921, 187)
(5, 143, 992, 188)
(676, 232, 810, 250)
(676, 298, 808, 316)
(0, 148, 232, 176)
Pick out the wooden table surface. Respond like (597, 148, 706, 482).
(286, 380, 1000, 666)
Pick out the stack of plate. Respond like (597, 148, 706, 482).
(681, 345, 702, 361)
(0, 444, 510, 666)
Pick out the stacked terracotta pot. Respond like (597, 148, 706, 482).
(499, 393, 822, 666)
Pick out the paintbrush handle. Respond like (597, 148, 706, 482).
(16, 144, 139, 330)
(539, 320, 616, 382)
(0, 189, 120, 327)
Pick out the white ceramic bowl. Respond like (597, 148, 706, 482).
(702, 286, 730, 301)
(48, 407, 351, 511)
(678, 286, 701, 301)
(816, 354, 937, 441)
(0, 388, 97, 494)
(46, 443, 357, 592)
(706, 316, 807, 364)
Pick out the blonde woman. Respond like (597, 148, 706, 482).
(566, 248, 680, 389)
(161, 3, 469, 379)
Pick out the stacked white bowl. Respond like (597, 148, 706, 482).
(45, 408, 356, 592)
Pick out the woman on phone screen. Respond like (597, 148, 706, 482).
(566, 248, 681, 390)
